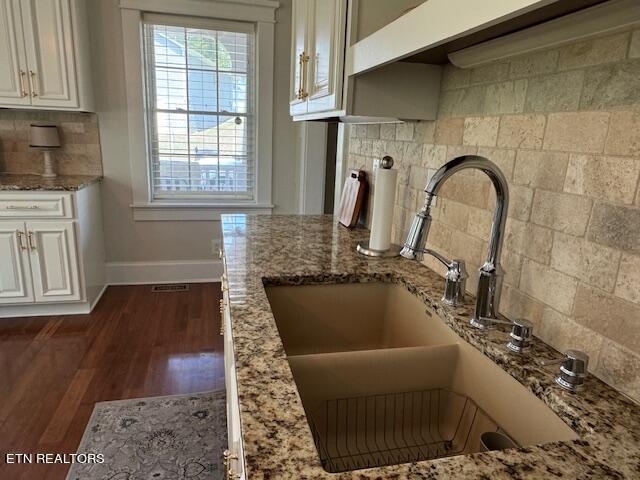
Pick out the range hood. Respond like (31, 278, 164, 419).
(346, 0, 640, 75)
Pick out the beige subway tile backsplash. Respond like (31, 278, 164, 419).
(539, 307, 604, 366)
(615, 254, 640, 304)
(543, 111, 609, 153)
(470, 62, 509, 84)
(484, 80, 527, 115)
(462, 116, 499, 146)
(346, 28, 640, 401)
(496, 114, 546, 149)
(587, 203, 640, 254)
(513, 150, 568, 191)
(564, 154, 640, 204)
(630, 30, 640, 59)
(434, 118, 464, 145)
(504, 219, 553, 264)
(595, 340, 640, 401)
(550, 232, 621, 292)
(530, 190, 593, 236)
(524, 70, 584, 112)
(558, 32, 630, 70)
(605, 110, 640, 156)
(509, 49, 559, 79)
(580, 59, 640, 110)
(0, 110, 102, 176)
(520, 261, 577, 315)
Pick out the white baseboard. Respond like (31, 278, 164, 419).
(0, 261, 222, 319)
(0, 301, 92, 318)
(90, 284, 109, 310)
(106, 259, 223, 285)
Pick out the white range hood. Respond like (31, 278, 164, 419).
(346, 0, 640, 75)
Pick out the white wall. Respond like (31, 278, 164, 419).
(87, 0, 300, 264)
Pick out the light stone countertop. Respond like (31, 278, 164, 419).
(221, 214, 640, 479)
(0, 173, 102, 191)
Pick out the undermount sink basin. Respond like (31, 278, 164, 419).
(265, 283, 578, 473)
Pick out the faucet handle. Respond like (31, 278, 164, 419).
(555, 350, 589, 392)
(506, 318, 533, 353)
(441, 259, 467, 306)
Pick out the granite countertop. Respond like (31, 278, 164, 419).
(221, 214, 640, 479)
(0, 173, 102, 191)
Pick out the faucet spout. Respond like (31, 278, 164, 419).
(402, 155, 510, 326)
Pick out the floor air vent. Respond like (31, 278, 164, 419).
(151, 284, 189, 292)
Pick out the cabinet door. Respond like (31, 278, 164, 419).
(0, 221, 34, 304)
(27, 220, 81, 302)
(20, 0, 78, 108)
(289, 0, 309, 116)
(0, 0, 30, 106)
(306, 0, 346, 114)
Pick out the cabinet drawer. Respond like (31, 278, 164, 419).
(0, 193, 73, 218)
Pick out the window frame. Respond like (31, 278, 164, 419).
(143, 15, 256, 201)
(120, 0, 278, 221)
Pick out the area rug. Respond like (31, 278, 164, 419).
(66, 390, 227, 480)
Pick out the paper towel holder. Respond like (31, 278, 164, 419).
(357, 156, 402, 258)
(356, 241, 402, 257)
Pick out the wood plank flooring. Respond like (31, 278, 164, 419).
(0, 283, 223, 480)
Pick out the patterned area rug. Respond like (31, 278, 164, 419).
(66, 390, 227, 480)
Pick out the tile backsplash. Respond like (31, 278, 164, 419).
(0, 110, 102, 176)
(346, 29, 640, 402)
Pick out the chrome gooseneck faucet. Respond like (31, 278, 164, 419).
(401, 155, 509, 329)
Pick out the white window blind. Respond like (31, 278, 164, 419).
(142, 16, 255, 200)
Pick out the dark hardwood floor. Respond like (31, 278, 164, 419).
(0, 283, 223, 480)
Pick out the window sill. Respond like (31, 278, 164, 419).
(131, 202, 274, 221)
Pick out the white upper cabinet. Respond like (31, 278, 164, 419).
(305, 0, 346, 114)
(0, 0, 93, 111)
(289, 0, 309, 117)
(0, 0, 30, 105)
(289, 0, 442, 122)
(289, 0, 346, 118)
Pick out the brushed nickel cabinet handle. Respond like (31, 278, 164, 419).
(27, 231, 36, 251)
(6, 204, 40, 210)
(223, 450, 239, 479)
(19, 70, 28, 97)
(219, 299, 226, 336)
(29, 70, 38, 97)
(17, 230, 27, 250)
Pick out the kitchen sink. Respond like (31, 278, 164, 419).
(265, 283, 578, 473)
(265, 282, 456, 355)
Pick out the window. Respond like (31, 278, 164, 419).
(142, 16, 255, 200)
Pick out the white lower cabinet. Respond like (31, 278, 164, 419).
(222, 273, 245, 479)
(0, 220, 34, 303)
(0, 185, 105, 317)
(28, 220, 80, 302)
(0, 220, 80, 304)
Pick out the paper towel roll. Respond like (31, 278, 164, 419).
(369, 167, 398, 251)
